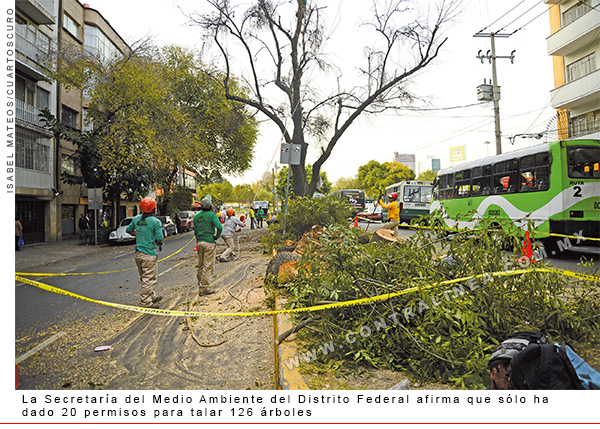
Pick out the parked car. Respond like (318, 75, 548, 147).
(108, 217, 135, 244)
(157, 216, 177, 237)
(176, 211, 195, 232)
(356, 206, 382, 222)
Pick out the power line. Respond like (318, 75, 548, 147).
(476, 0, 527, 34)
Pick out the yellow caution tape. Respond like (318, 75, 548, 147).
(14, 267, 599, 318)
(408, 223, 600, 242)
(15, 237, 195, 277)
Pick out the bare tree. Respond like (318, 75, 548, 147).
(193, 0, 460, 197)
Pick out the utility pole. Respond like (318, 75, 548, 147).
(475, 32, 515, 155)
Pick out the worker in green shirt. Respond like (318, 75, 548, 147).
(126, 197, 164, 309)
(193, 194, 223, 296)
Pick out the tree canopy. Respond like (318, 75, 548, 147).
(357, 160, 414, 198)
(44, 41, 258, 222)
(276, 164, 332, 200)
(193, 0, 459, 197)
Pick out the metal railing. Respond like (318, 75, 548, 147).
(16, 99, 45, 127)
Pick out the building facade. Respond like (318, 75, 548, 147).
(15, 0, 59, 244)
(546, 0, 600, 140)
(16, 0, 136, 243)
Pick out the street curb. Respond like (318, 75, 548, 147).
(274, 297, 310, 390)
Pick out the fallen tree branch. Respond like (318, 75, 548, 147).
(276, 316, 322, 344)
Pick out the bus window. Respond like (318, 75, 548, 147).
(493, 159, 517, 194)
(421, 186, 433, 203)
(404, 186, 421, 202)
(519, 152, 550, 192)
(472, 165, 492, 196)
(454, 170, 471, 198)
(568, 147, 600, 178)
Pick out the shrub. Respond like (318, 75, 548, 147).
(261, 195, 353, 252)
(282, 223, 600, 388)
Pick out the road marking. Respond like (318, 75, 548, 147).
(113, 250, 135, 259)
(16, 332, 66, 364)
(158, 261, 186, 277)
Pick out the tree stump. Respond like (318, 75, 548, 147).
(357, 233, 371, 244)
(266, 251, 301, 276)
(278, 260, 300, 283)
(372, 229, 401, 244)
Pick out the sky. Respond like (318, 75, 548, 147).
(88, 0, 557, 187)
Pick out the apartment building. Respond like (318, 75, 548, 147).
(16, 0, 133, 243)
(546, 0, 600, 139)
(15, 0, 59, 244)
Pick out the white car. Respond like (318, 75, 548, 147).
(108, 217, 135, 243)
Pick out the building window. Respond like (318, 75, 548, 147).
(571, 111, 600, 138)
(16, 76, 35, 105)
(36, 87, 50, 110)
(562, 0, 592, 26)
(566, 53, 596, 83)
(64, 13, 80, 39)
(16, 14, 51, 60)
(62, 106, 78, 129)
(84, 24, 121, 63)
(16, 128, 51, 173)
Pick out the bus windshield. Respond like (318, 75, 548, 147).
(567, 147, 600, 178)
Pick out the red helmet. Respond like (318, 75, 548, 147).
(139, 197, 157, 213)
(388, 192, 398, 200)
(226, 208, 235, 217)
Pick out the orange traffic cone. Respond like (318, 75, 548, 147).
(520, 231, 536, 263)
(353, 217, 358, 227)
(194, 243, 197, 251)
(15, 364, 19, 389)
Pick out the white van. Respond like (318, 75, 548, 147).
(252, 201, 270, 211)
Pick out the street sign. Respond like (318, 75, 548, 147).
(280, 143, 302, 165)
(432, 158, 441, 172)
(87, 188, 103, 210)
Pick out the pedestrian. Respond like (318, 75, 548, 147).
(266, 211, 278, 226)
(379, 192, 400, 236)
(125, 197, 164, 309)
(78, 213, 89, 231)
(257, 206, 264, 228)
(174, 213, 182, 234)
(193, 194, 223, 296)
(219, 208, 245, 262)
(249, 207, 256, 229)
(15, 217, 23, 251)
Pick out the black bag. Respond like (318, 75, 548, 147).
(510, 343, 583, 390)
(488, 330, 593, 390)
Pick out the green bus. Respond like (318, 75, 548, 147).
(382, 181, 433, 223)
(430, 139, 599, 248)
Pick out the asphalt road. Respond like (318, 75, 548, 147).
(15, 229, 275, 390)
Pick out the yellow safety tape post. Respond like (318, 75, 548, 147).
(15, 237, 195, 277)
(15, 268, 599, 318)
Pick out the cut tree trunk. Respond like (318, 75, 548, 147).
(372, 229, 401, 244)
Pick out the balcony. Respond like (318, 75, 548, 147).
(549, 69, 600, 111)
(15, 0, 55, 25)
(546, 9, 600, 57)
(16, 99, 47, 128)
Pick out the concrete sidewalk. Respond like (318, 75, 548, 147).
(14, 237, 109, 273)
